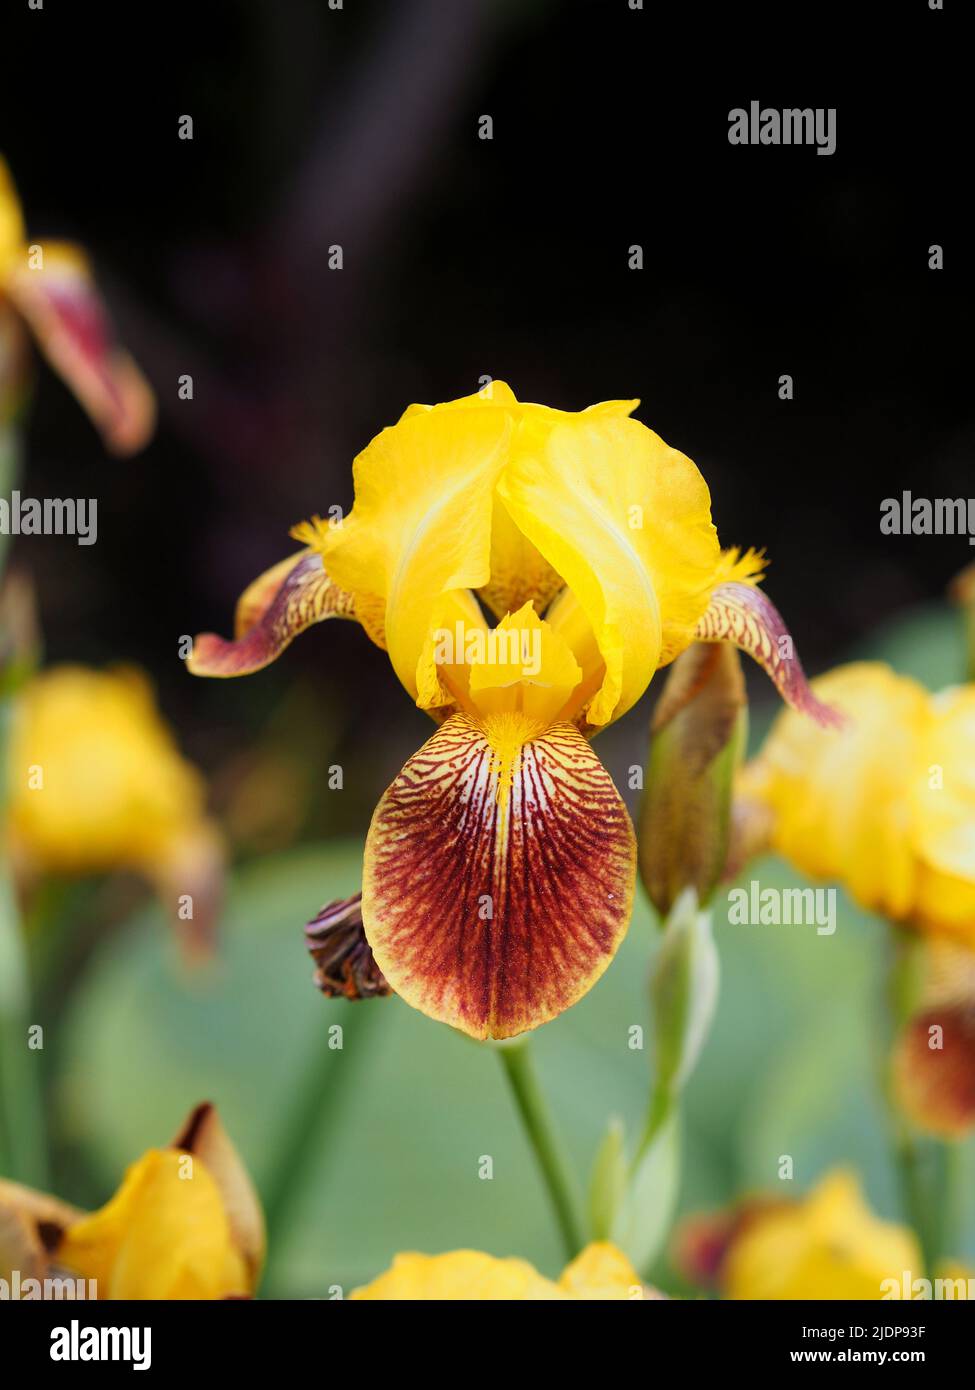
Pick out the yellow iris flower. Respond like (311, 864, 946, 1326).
(725, 1172, 920, 1301)
(0, 155, 153, 452)
(740, 661, 975, 947)
(189, 383, 833, 1038)
(4, 665, 224, 956)
(0, 1103, 263, 1299)
(677, 1171, 924, 1300)
(352, 1240, 650, 1300)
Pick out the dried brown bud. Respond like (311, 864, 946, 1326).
(305, 893, 392, 1001)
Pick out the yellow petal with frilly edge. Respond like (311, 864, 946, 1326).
(351, 1241, 645, 1300)
(304, 404, 513, 704)
(497, 410, 720, 728)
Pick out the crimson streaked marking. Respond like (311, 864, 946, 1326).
(363, 713, 635, 1039)
(696, 581, 843, 728)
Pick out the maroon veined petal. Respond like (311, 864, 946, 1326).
(362, 712, 636, 1040)
(188, 551, 360, 678)
(6, 243, 155, 455)
(893, 1004, 975, 1138)
(695, 581, 843, 728)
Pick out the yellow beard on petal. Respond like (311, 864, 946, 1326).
(482, 711, 544, 824)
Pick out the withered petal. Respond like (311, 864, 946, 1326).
(305, 893, 392, 1000)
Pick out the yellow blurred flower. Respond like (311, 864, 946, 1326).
(190, 384, 833, 1038)
(741, 662, 975, 948)
(352, 1240, 650, 1300)
(724, 1171, 919, 1301)
(0, 1103, 263, 1299)
(4, 664, 224, 956)
(0, 156, 153, 453)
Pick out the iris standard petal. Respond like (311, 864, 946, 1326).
(497, 411, 720, 727)
(362, 711, 636, 1039)
(310, 405, 513, 702)
(479, 495, 565, 620)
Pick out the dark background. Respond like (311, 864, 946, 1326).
(1, 0, 970, 842)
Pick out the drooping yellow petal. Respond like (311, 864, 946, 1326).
(5, 241, 154, 454)
(306, 405, 513, 702)
(56, 1149, 248, 1300)
(497, 410, 720, 727)
(362, 712, 636, 1039)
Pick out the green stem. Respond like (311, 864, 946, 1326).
(892, 1129, 933, 1279)
(0, 868, 49, 1184)
(260, 1009, 371, 1289)
(881, 928, 959, 1278)
(0, 422, 23, 575)
(635, 1077, 673, 1164)
(928, 1138, 961, 1274)
(497, 1040, 584, 1260)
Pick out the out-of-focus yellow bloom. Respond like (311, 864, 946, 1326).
(0, 155, 153, 452)
(0, 1103, 264, 1299)
(741, 662, 975, 948)
(4, 664, 224, 956)
(190, 384, 833, 1038)
(724, 1172, 919, 1301)
(352, 1240, 650, 1300)
(676, 1173, 975, 1300)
